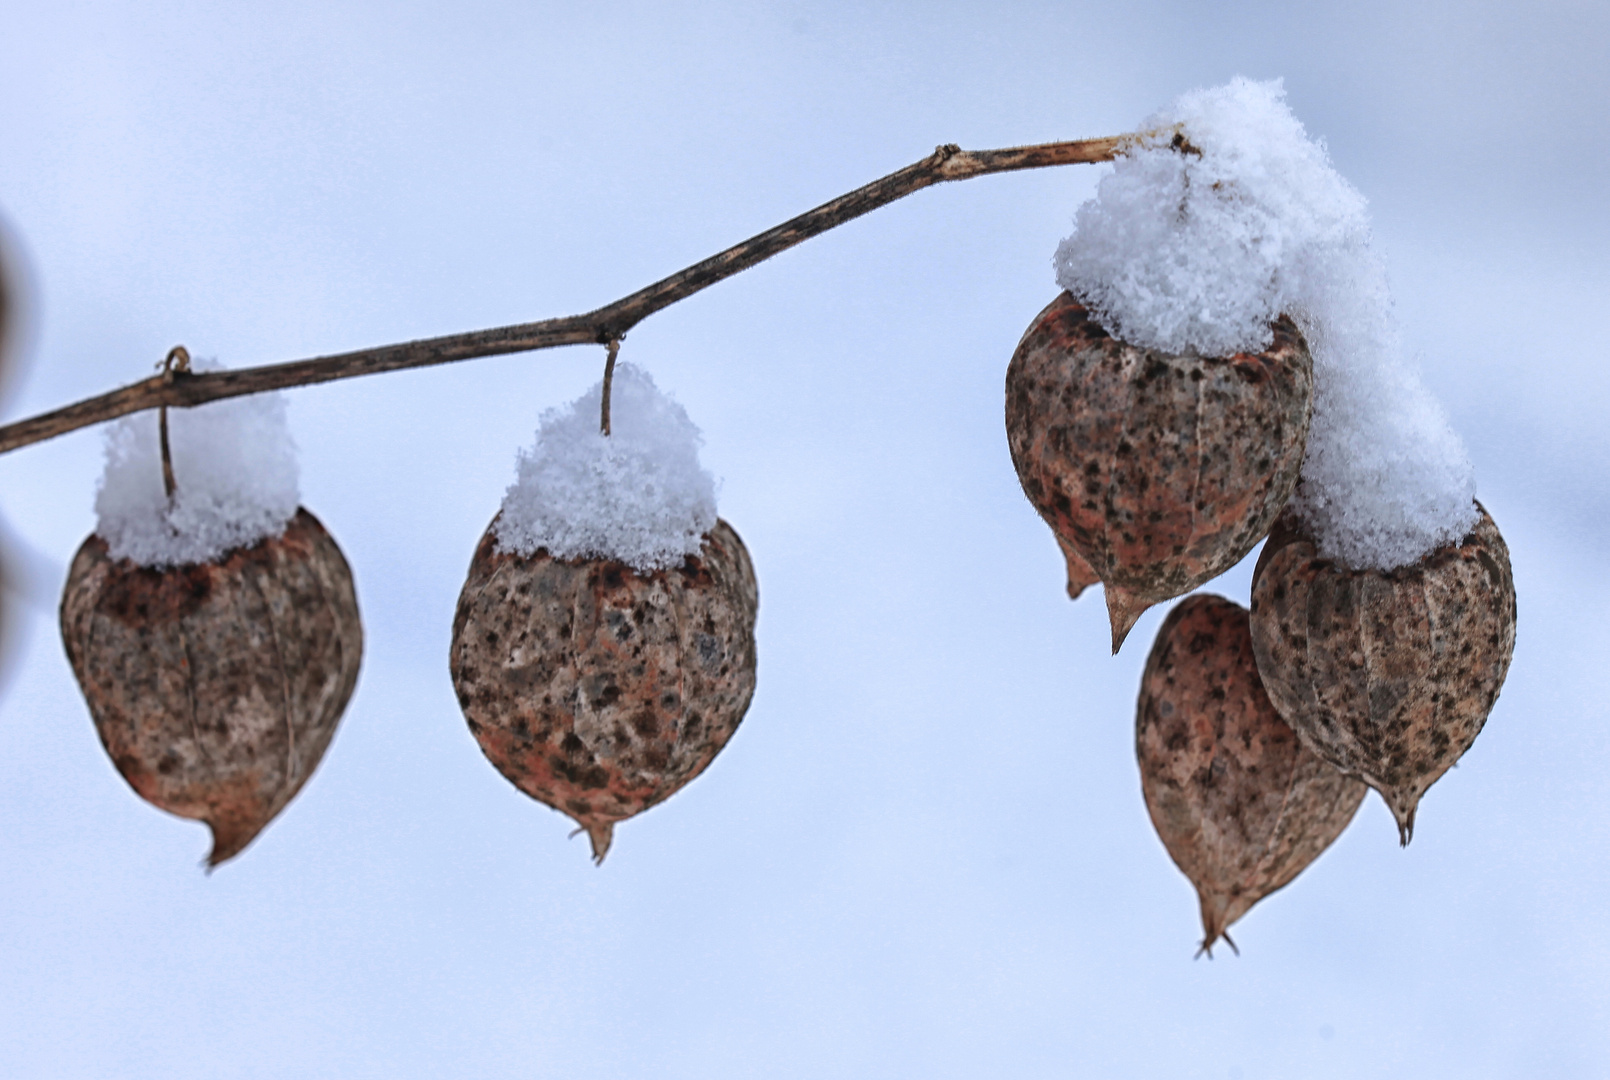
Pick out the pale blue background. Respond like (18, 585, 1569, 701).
(1, 2, 1607, 1077)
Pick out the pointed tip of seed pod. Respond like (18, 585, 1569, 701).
(588, 822, 614, 865)
(1056, 536, 1101, 601)
(1194, 893, 1241, 959)
(1195, 930, 1240, 960)
(202, 816, 263, 871)
(1065, 574, 1092, 602)
(1105, 585, 1150, 654)
(570, 821, 615, 865)
(1376, 787, 1419, 846)
(1395, 805, 1417, 848)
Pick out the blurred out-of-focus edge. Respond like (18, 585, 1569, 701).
(0, 207, 40, 700)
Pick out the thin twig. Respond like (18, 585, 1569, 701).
(599, 339, 620, 437)
(0, 131, 1148, 457)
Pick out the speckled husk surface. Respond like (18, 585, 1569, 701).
(1138, 594, 1364, 956)
(450, 518, 758, 864)
(59, 508, 363, 867)
(1248, 504, 1516, 844)
(1006, 291, 1313, 652)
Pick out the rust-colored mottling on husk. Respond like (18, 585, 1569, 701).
(449, 518, 758, 864)
(59, 509, 363, 867)
(1006, 292, 1313, 652)
(1248, 504, 1516, 844)
(1138, 594, 1365, 956)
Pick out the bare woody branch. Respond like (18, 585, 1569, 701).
(0, 133, 1142, 456)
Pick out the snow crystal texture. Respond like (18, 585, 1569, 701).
(1054, 77, 1476, 570)
(95, 359, 300, 568)
(496, 362, 718, 572)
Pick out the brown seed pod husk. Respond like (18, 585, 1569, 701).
(1006, 292, 1313, 652)
(59, 508, 363, 867)
(1248, 504, 1517, 845)
(449, 518, 758, 864)
(1138, 594, 1365, 956)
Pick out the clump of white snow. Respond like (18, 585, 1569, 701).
(1053, 77, 1477, 570)
(95, 359, 300, 568)
(496, 362, 718, 572)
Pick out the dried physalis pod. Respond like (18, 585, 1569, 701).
(60, 509, 362, 866)
(1006, 292, 1313, 651)
(1138, 594, 1365, 956)
(1248, 504, 1517, 844)
(450, 518, 758, 863)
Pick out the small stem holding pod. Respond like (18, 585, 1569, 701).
(599, 338, 621, 437)
(157, 345, 191, 501)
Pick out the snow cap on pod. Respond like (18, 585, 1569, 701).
(496, 362, 718, 572)
(94, 358, 300, 568)
(1054, 77, 1477, 571)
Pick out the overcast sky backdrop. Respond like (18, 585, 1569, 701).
(2, 2, 1608, 1077)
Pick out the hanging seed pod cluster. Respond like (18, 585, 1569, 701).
(52, 347, 755, 871)
(1018, 78, 1517, 949)
(16, 76, 1515, 959)
(60, 354, 362, 866)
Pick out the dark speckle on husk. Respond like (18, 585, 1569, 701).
(449, 517, 758, 864)
(59, 508, 364, 868)
(1138, 594, 1365, 956)
(1248, 503, 1517, 844)
(1006, 292, 1313, 652)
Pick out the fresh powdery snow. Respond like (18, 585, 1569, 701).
(95, 359, 300, 568)
(496, 362, 718, 572)
(1054, 77, 1477, 570)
